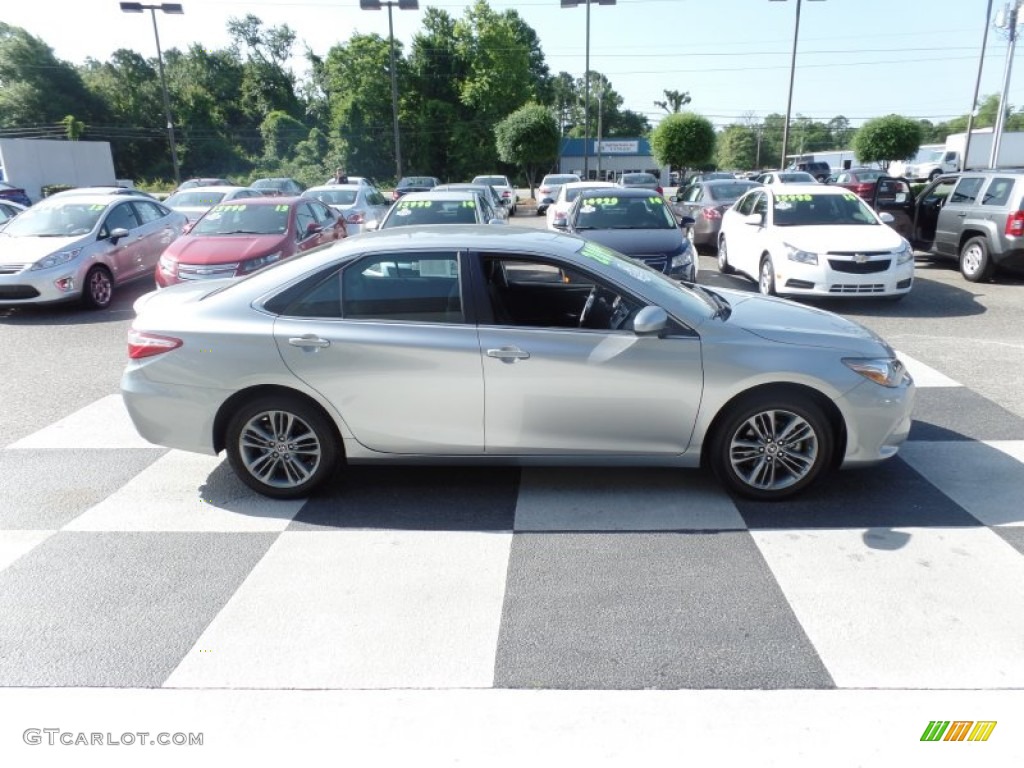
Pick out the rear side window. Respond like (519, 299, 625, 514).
(342, 252, 463, 323)
(981, 177, 1015, 207)
(950, 177, 984, 204)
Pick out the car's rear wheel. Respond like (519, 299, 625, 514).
(959, 236, 994, 282)
(710, 391, 833, 501)
(759, 255, 777, 296)
(81, 265, 113, 309)
(717, 236, 734, 274)
(225, 396, 338, 499)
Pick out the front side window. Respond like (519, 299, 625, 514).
(950, 177, 985, 205)
(103, 202, 140, 234)
(735, 191, 759, 216)
(342, 252, 462, 323)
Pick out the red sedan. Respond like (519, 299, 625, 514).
(156, 197, 346, 287)
(828, 168, 886, 200)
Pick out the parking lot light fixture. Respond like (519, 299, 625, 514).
(770, 0, 825, 169)
(119, 2, 184, 186)
(560, 0, 616, 180)
(360, 0, 419, 182)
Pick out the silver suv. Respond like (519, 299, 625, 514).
(908, 171, 1024, 282)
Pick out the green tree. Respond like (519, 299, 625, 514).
(653, 89, 691, 114)
(853, 114, 922, 170)
(260, 110, 307, 161)
(716, 125, 757, 170)
(227, 14, 301, 123)
(59, 114, 85, 140)
(650, 113, 715, 182)
(494, 103, 558, 192)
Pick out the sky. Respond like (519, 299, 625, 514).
(4, 0, 1019, 133)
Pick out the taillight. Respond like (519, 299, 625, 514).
(656, 186, 663, 195)
(540, 186, 551, 194)
(553, 211, 567, 223)
(854, 183, 872, 197)
(346, 212, 365, 224)
(1006, 210, 1024, 237)
(702, 207, 722, 220)
(502, 190, 511, 198)
(392, 190, 401, 201)
(128, 329, 183, 359)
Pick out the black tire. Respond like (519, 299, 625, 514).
(225, 395, 339, 499)
(959, 235, 994, 283)
(717, 235, 734, 274)
(758, 254, 777, 296)
(710, 391, 833, 501)
(81, 265, 114, 310)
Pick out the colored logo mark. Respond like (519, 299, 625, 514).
(920, 720, 997, 742)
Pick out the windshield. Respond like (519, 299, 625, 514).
(166, 190, 226, 208)
(575, 194, 676, 230)
(192, 202, 290, 235)
(382, 199, 479, 227)
(2, 201, 104, 237)
(772, 192, 879, 226)
(706, 182, 757, 201)
(921, 150, 945, 164)
(308, 189, 358, 206)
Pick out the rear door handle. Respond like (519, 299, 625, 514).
(486, 346, 530, 361)
(288, 335, 330, 349)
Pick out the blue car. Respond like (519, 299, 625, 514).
(0, 181, 32, 207)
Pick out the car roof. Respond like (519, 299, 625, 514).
(306, 184, 361, 192)
(563, 181, 616, 190)
(409, 190, 480, 200)
(172, 185, 252, 194)
(38, 193, 153, 206)
(763, 184, 858, 196)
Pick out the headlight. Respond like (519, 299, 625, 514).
(31, 248, 82, 271)
(784, 243, 817, 265)
(158, 254, 177, 276)
(895, 240, 913, 265)
(670, 242, 693, 268)
(842, 357, 908, 388)
(238, 250, 282, 274)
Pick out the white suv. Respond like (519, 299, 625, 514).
(472, 175, 517, 216)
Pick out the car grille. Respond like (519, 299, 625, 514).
(634, 254, 668, 272)
(0, 285, 40, 299)
(828, 283, 886, 294)
(0, 263, 29, 275)
(176, 263, 240, 280)
(827, 258, 892, 274)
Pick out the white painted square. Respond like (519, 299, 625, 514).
(0, 530, 56, 573)
(894, 350, 960, 388)
(164, 530, 512, 689)
(753, 526, 1024, 688)
(64, 451, 303, 532)
(8, 395, 156, 450)
(514, 468, 745, 531)
(900, 441, 1024, 527)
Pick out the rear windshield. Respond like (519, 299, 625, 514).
(706, 182, 758, 201)
(399, 177, 437, 188)
(307, 189, 358, 206)
(473, 176, 507, 186)
(543, 175, 580, 186)
(621, 173, 657, 184)
(166, 190, 226, 207)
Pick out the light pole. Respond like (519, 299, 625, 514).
(119, 2, 183, 186)
(770, 0, 824, 169)
(991, 1, 1023, 168)
(561, 0, 615, 180)
(360, 0, 418, 182)
(963, 0, 995, 170)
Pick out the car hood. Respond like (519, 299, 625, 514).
(577, 228, 684, 255)
(164, 234, 289, 264)
(778, 225, 903, 252)
(714, 287, 892, 355)
(0, 234, 90, 264)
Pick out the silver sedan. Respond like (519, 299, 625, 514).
(303, 184, 390, 235)
(122, 226, 914, 501)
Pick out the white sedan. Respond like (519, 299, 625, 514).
(545, 181, 616, 230)
(717, 185, 914, 299)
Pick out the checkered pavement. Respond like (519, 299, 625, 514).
(2, 350, 1023, 692)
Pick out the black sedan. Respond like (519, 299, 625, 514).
(556, 187, 696, 280)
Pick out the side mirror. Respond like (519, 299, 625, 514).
(633, 306, 668, 336)
(109, 227, 130, 243)
(679, 215, 696, 229)
(743, 212, 763, 226)
(669, 195, 680, 203)
(305, 222, 322, 236)
(182, 221, 195, 235)
(879, 212, 895, 224)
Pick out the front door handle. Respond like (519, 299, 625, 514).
(486, 346, 530, 362)
(288, 335, 330, 349)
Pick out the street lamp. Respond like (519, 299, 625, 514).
(360, 0, 419, 182)
(963, 0, 995, 169)
(119, 2, 183, 186)
(561, 0, 615, 180)
(770, 0, 824, 169)
(991, 1, 1023, 168)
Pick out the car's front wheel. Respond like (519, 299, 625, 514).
(717, 235, 734, 274)
(81, 265, 113, 309)
(710, 391, 833, 500)
(959, 236, 994, 282)
(759, 255, 777, 296)
(225, 395, 339, 499)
